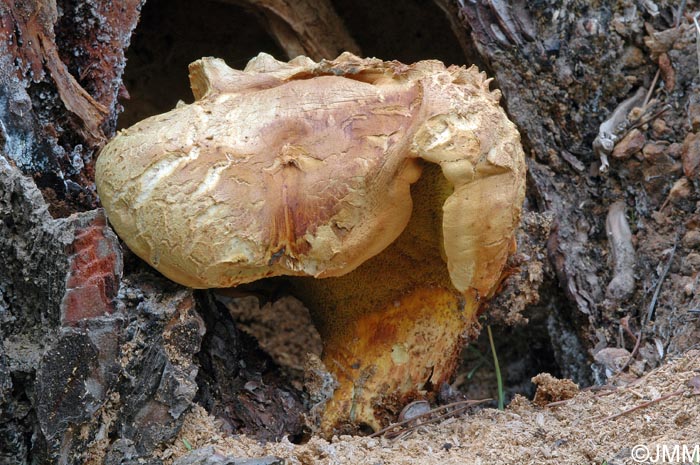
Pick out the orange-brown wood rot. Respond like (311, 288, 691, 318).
(95, 53, 526, 435)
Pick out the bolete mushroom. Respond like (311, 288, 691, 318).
(95, 52, 526, 435)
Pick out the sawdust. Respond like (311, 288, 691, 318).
(166, 349, 700, 465)
(223, 295, 323, 389)
(83, 392, 122, 465)
(531, 373, 579, 407)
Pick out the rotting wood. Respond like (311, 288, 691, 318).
(5, 0, 108, 144)
(222, 0, 360, 60)
(0, 0, 142, 212)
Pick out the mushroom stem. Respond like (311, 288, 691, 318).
(290, 164, 480, 434)
(318, 287, 475, 434)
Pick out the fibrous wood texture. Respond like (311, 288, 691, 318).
(223, 0, 360, 60)
(0, 0, 143, 212)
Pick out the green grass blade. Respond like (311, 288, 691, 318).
(487, 325, 505, 410)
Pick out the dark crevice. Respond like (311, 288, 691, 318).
(331, 0, 467, 66)
(458, 290, 583, 407)
(119, 0, 286, 129)
(193, 292, 307, 442)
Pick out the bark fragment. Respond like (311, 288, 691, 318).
(605, 202, 636, 301)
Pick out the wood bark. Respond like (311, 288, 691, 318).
(455, 0, 700, 382)
(0, 1, 305, 462)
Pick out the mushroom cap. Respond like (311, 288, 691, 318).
(96, 53, 525, 295)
